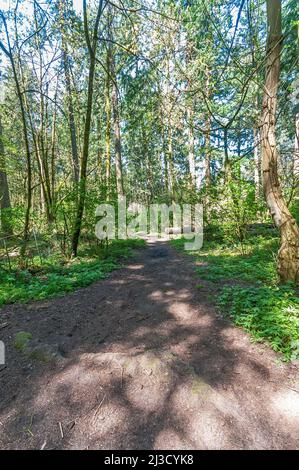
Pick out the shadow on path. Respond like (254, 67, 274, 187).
(0, 240, 298, 449)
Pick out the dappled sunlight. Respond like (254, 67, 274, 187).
(167, 301, 209, 323)
(0, 0, 298, 452)
(148, 290, 165, 301)
(0, 240, 298, 449)
(108, 279, 127, 285)
(154, 428, 195, 450)
(270, 390, 299, 420)
(127, 264, 144, 271)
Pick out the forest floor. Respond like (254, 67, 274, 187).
(0, 239, 298, 450)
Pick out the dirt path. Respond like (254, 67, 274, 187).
(0, 240, 298, 450)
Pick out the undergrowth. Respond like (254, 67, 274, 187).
(0, 239, 145, 307)
(171, 235, 299, 361)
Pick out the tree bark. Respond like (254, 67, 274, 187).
(111, 56, 124, 196)
(0, 115, 12, 235)
(294, 112, 299, 182)
(261, 0, 299, 283)
(58, 0, 79, 183)
(204, 114, 211, 187)
(186, 41, 196, 189)
(63, 49, 80, 183)
(0, 13, 32, 256)
(204, 70, 211, 187)
(105, 28, 112, 199)
(223, 127, 231, 182)
(167, 125, 174, 200)
(254, 126, 261, 201)
(187, 105, 196, 187)
(71, 0, 104, 257)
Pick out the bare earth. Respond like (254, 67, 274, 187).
(0, 240, 298, 450)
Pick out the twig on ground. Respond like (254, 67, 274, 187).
(40, 440, 47, 450)
(121, 366, 124, 388)
(94, 394, 106, 417)
(58, 421, 64, 439)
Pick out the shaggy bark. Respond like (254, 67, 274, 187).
(261, 0, 299, 283)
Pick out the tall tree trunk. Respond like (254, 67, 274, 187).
(186, 41, 196, 189)
(261, 0, 299, 283)
(167, 125, 174, 200)
(63, 49, 80, 183)
(223, 127, 231, 182)
(105, 33, 112, 199)
(204, 114, 211, 187)
(0, 115, 12, 235)
(33, 2, 54, 225)
(71, 57, 96, 256)
(204, 70, 211, 187)
(294, 112, 299, 182)
(71, 0, 103, 257)
(96, 113, 103, 182)
(254, 126, 261, 201)
(111, 58, 124, 196)
(58, 0, 79, 183)
(161, 121, 169, 196)
(25, 98, 53, 225)
(187, 106, 196, 187)
(51, 82, 58, 207)
(248, 1, 262, 202)
(0, 13, 32, 256)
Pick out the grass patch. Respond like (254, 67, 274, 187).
(171, 235, 299, 360)
(0, 239, 145, 307)
(13, 331, 32, 351)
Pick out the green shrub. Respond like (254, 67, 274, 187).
(0, 239, 145, 306)
(172, 235, 299, 360)
(218, 284, 299, 359)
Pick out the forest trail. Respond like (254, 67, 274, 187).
(0, 240, 298, 450)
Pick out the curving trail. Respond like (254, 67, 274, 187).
(0, 240, 298, 449)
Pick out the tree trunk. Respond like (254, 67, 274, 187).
(223, 127, 231, 182)
(105, 34, 112, 199)
(294, 112, 299, 182)
(204, 70, 211, 187)
(58, 0, 79, 184)
(0, 13, 32, 256)
(187, 106, 196, 187)
(167, 125, 174, 200)
(51, 83, 58, 206)
(261, 0, 299, 283)
(63, 49, 80, 183)
(161, 121, 169, 196)
(71, 56, 96, 257)
(0, 115, 12, 235)
(204, 114, 211, 186)
(254, 126, 261, 201)
(96, 113, 103, 182)
(71, 0, 104, 257)
(111, 59, 124, 196)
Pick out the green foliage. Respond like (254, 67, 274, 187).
(218, 285, 299, 360)
(172, 234, 299, 360)
(0, 239, 145, 307)
(194, 237, 279, 284)
(289, 199, 299, 226)
(204, 179, 264, 245)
